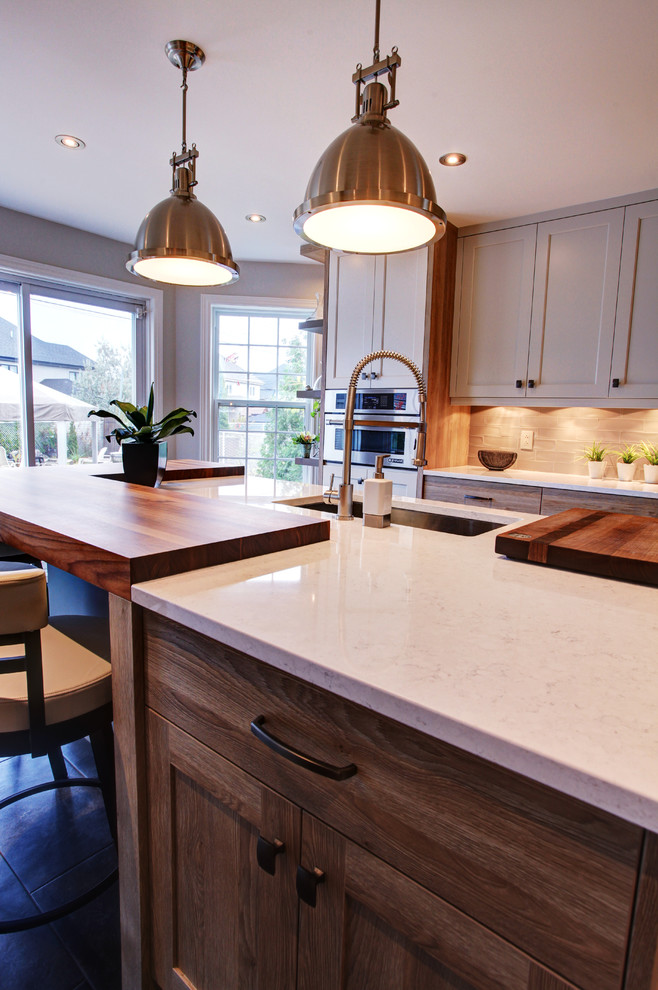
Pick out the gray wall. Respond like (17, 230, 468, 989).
(0, 205, 177, 413)
(0, 206, 324, 459)
(174, 261, 324, 459)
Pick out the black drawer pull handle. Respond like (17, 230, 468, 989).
(515, 379, 524, 388)
(296, 865, 325, 907)
(463, 495, 493, 502)
(611, 377, 620, 388)
(256, 835, 285, 875)
(250, 716, 357, 781)
(527, 379, 535, 388)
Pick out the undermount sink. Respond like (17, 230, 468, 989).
(284, 500, 506, 537)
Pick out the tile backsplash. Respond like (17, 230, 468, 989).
(468, 407, 658, 477)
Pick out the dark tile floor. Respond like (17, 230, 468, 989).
(0, 739, 121, 990)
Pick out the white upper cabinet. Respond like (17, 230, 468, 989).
(527, 209, 624, 399)
(451, 226, 537, 399)
(610, 202, 658, 401)
(325, 248, 429, 388)
(451, 197, 658, 407)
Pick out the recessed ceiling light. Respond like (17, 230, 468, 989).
(439, 152, 467, 167)
(245, 213, 266, 223)
(55, 134, 86, 150)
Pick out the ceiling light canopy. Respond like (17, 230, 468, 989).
(293, 0, 446, 255)
(127, 41, 239, 287)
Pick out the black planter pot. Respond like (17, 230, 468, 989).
(121, 441, 168, 488)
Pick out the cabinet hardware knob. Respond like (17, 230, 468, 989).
(256, 835, 285, 876)
(464, 494, 493, 503)
(611, 378, 620, 388)
(296, 865, 325, 907)
(361, 372, 370, 380)
(370, 371, 379, 379)
(250, 716, 357, 780)
(527, 379, 535, 388)
(515, 379, 524, 388)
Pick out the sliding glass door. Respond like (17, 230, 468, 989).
(0, 278, 147, 467)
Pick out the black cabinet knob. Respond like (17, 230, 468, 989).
(612, 378, 620, 388)
(256, 835, 285, 876)
(528, 379, 535, 388)
(296, 865, 325, 907)
(515, 379, 524, 388)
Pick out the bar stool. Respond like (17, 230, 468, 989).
(0, 562, 117, 933)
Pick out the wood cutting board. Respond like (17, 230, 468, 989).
(495, 508, 658, 586)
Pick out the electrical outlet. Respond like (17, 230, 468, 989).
(520, 430, 534, 450)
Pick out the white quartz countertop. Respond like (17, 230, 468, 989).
(133, 482, 658, 832)
(424, 464, 658, 498)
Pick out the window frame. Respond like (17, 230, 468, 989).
(0, 252, 163, 467)
(201, 294, 317, 463)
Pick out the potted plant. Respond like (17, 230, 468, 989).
(580, 441, 608, 479)
(291, 431, 319, 459)
(638, 441, 658, 484)
(88, 384, 197, 487)
(613, 443, 640, 482)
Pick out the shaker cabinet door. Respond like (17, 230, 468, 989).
(147, 710, 301, 990)
(451, 225, 537, 399)
(610, 201, 658, 400)
(325, 253, 377, 388)
(374, 248, 429, 387)
(296, 813, 578, 990)
(526, 209, 624, 399)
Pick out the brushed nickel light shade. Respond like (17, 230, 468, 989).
(293, 6, 446, 255)
(127, 41, 239, 287)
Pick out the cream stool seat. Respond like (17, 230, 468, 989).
(0, 623, 112, 732)
(0, 561, 117, 933)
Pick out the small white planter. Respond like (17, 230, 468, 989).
(616, 461, 637, 482)
(587, 461, 606, 479)
(643, 463, 658, 484)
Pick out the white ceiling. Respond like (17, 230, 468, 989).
(4, 0, 658, 266)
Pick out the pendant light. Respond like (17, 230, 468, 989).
(127, 41, 239, 286)
(293, 0, 446, 255)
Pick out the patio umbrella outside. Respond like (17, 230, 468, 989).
(0, 368, 99, 464)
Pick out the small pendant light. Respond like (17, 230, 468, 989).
(293, 0, 446, 255)
(127, 41, 239, 286)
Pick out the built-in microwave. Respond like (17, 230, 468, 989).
(323, 388, 421, 471)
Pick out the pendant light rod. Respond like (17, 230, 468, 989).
(180, 66, 189, 152)
(373, 0, 381, 61)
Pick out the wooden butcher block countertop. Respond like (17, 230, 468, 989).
(0, 467, 329, 599)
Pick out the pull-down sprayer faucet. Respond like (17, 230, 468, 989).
(323, 350, 427, 520)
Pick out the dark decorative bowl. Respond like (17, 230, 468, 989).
(477, 449, 517, 471)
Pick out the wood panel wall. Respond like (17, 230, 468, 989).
(424, 222, 471, 468)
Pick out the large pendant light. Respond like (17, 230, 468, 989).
(293, 0, 446, 254)
(127, 41, 239, 286)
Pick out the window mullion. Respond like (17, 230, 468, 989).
(18, 284, 36, 467)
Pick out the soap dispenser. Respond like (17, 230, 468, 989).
(363, 455, 392, 528)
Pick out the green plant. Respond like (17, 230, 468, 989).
(614, 443, 640, 464)
(88, 383, 196, 445)
(580, 441, 608, 462)
(637, 441, 658, 465)
(291, 431, 319, 447)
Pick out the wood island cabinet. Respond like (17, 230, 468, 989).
(141, 610, 657, 990)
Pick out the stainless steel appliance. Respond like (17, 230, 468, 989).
(323, 387, 422, 472)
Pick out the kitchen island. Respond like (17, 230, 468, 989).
(0, 470, 656, 989)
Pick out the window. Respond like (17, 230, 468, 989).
(0, 276, 151, 467)
(212, 306, 318, 490)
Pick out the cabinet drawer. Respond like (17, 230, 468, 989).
(541, 486, 658, 517)
(143, 610, 640, 990)
(423, 475, 542, 513)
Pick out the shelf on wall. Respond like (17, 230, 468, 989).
(294, 456, 319, 467)
(296, 389, 321, 399)
(298, 318, 324, 334)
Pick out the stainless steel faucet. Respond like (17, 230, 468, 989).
(323, 350, 428, 520)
